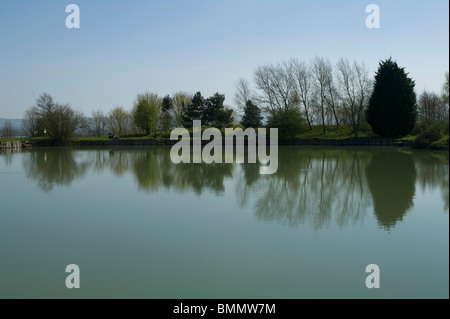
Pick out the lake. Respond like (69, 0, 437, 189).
(0, 146, 448, 299)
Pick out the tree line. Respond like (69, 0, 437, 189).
(236, 56, 373, 137)
(20, 91, 235, 142)
(13, 57, 449, 142)
(236, 57, 449, 139)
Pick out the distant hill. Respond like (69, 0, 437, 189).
(0, 118, 23, 130)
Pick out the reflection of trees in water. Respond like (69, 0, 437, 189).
(21, 147, 448, 228)
(106, 148, 234, 195)
(108, 150, 131, 176)
(172, 162, 233, 195)
(412, 151, 449, 211)
(90, 149, 111, 173)
(131, 149, 162, 192)
(89, 149, 135, 177)
(366, 152, 417, 230)
(236, 148, 373, 229)
(22, 149, 89, 192)
(0, 149, 17, 166)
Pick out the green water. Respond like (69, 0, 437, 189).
(0, 146, 448, 299)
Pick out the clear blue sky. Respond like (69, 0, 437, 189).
(0, 0, 448, 118)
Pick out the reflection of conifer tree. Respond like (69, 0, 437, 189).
(366, 152, 417, 230)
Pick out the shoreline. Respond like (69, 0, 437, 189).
(1, 137, 414, 148)
(3, 137, 449, 150)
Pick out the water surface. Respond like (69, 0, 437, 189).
(0, 146, 448, 298)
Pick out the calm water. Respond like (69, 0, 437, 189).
(0, 146, 448, 299)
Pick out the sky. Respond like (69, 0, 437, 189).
(0, 0, 448, 119)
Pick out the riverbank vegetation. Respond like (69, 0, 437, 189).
(2, 57, 448, 149)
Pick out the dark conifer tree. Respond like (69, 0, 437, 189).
(183, 91, 205, 127)
(240, 100, 263, 128)
(366, 58, 417, 137)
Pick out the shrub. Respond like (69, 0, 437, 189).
(413, 129, 442, 149)
(267, 108, 306, 142)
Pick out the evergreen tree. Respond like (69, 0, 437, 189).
(183, 91, 204, 127)
(203, 93, 233, 128)
(203, 93, 224, 126)
(366, 58, 417, 137)
(240, 100, 263, 128)
(215, 107, 234, 128)
(160, 95, 173, 132)
(1, 120, 14, 138)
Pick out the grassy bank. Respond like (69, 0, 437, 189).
(1, 124, 447, 149)
(0, 138, 26, 142)
(294, 125, 375, 139)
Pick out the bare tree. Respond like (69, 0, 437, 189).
(108, 106, 130, 136)
(440, 73, 449, 122)
(418, 90, 448, 123)
(442, 72, 449, 105)
(35, 92, 55, 114)
(46, 103, 82, 142)
(353, 62, 373, 127)
(254, 62, 297, 114)
(1, 120, 14, 138)
(336, 58, 372, 137)
(28, 93, 82, 142)
(311, 56, 329, 134)
(254, 65, 277, 112)
(74, 112, 90, 137)
(441, 100, 450, 122)
(290, 59, 314, 130)
(234, 78, 253, 114)
(22, 106, 40, 137)
(322, 65, 341, 128)
(90, 110, 108, 137)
